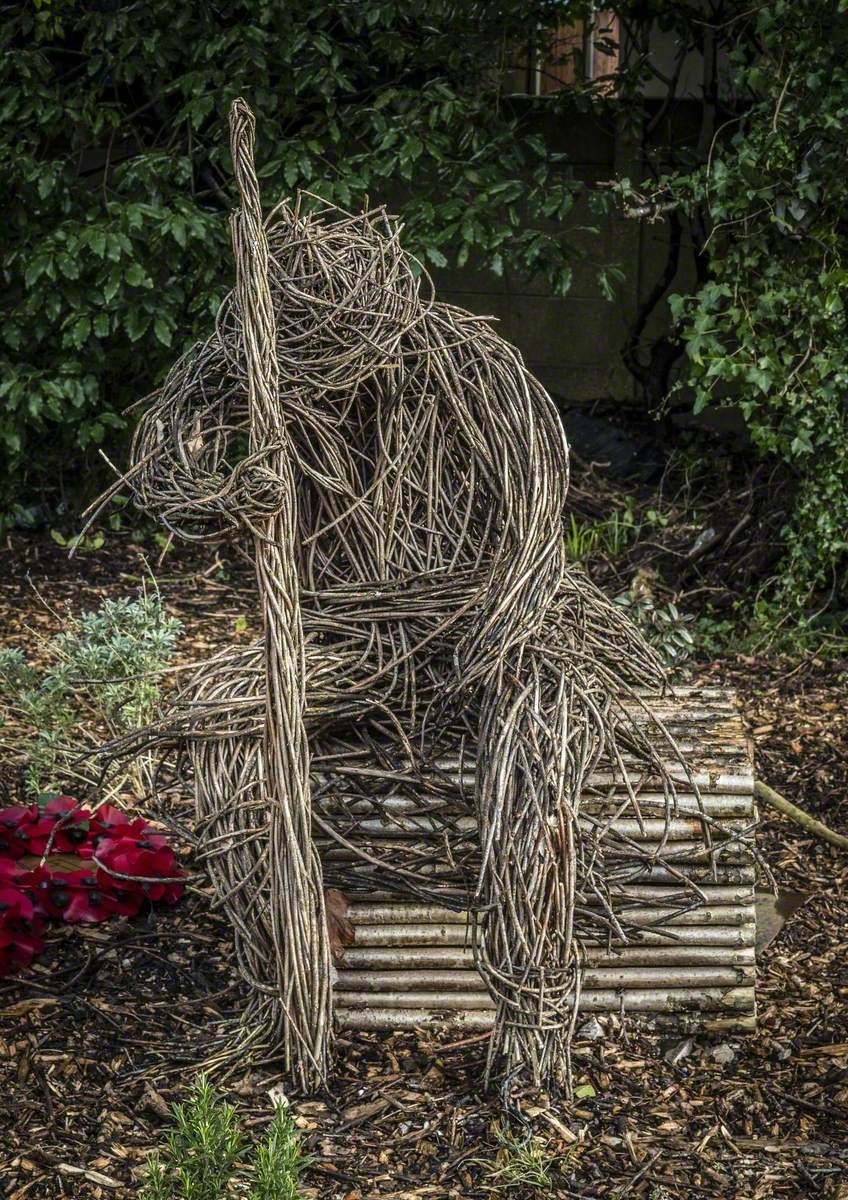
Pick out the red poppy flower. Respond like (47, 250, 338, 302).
(99, 884, 145, 918)
(89, 804, 137, 840)
(28, 868, 73, 919)
(96, 834, 183, 904)
(0, 879, 36, 924)
(4, 859, 50, 897)
(27, 863, 143, 923)
(0, 791, 183, 972)
(0, 857, 21, 885)
(0, 922, 45, 976)
(0, 877, 45, 977)
(0, 805, 37, 859)
(26, 795, 94, 857)
(33, 869, 95, 922)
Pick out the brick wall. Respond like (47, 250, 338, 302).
(428, 108, 699, 408)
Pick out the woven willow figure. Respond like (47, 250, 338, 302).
(108, 99, 740, 1094)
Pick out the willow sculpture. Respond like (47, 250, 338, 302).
(109, 99, 752, 1095)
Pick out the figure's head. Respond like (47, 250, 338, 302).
(127, 193, 569, 643)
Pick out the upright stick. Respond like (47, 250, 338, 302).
(228, 98, 331, 1090)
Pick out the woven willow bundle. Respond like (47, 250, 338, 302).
(105, 100, 752, 1095)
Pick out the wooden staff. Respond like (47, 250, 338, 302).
(228, 98, 331, 1091)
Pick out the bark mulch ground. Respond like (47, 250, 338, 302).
(0, 534, 846, 1199)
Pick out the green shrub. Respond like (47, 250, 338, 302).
(0, 592, 181, 795)
(696, 597, 848, 660)
(614, 589, 695, 666)
(662, 0, 848, 607)
(139, 1076, 308, 1200)
(563, 504, 637, 563)
(1, 1, 610, 513)
(249, 1105, 309, 1200)
(488, 1123, 572, 1193)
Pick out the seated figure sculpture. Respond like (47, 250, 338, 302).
(112, 100, 740, 1095)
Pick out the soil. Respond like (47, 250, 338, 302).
(1, 532, 846, 1199)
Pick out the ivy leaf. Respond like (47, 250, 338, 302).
(68, 316, 91, 349)
(102, 272, 122, 305)
(125, 263, 151, 289)
(153, 314, 173, 347)
(124, 309, 151, 342)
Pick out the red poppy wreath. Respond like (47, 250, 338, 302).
(0, 795, 183, 977)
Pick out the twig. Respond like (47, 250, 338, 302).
(755, 780, 848, 850)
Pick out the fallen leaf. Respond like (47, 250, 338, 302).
(325, 888, 355, 963)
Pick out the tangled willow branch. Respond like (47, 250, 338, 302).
(101, 99, 753, 1095)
